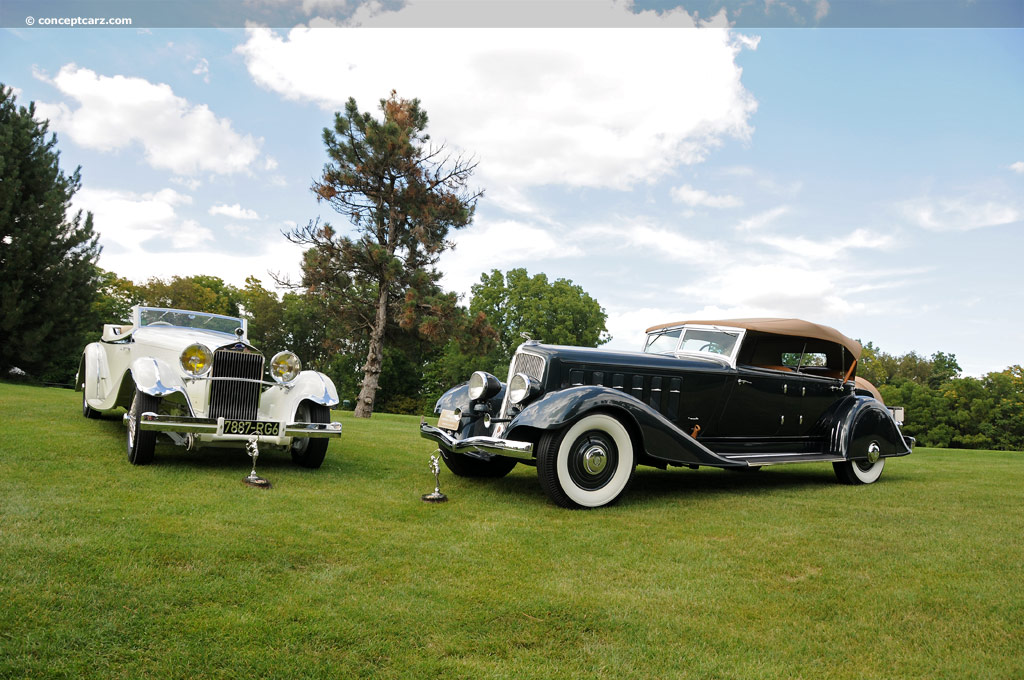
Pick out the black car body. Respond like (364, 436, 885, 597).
(420, 318, 913, 508)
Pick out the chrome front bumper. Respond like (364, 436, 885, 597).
(419, 422, 534, 461)
(137, 413, 343, 438)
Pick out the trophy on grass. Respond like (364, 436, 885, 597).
(421, 452, 447, 503)
(244, 435, 271, 488)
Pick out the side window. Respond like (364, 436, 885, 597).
(782, 351, 828, 368)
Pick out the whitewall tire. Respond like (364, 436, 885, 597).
(833, 458, 885, 485)
(537, 413, 636, 509)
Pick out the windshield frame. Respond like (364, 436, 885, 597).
(643, 324, 745, 367)
(132, 306, 246, 337)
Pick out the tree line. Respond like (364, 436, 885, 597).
(81, 268, 608, 417)
(859, 344, 1024, 451)
(2, 83, 1021, 450)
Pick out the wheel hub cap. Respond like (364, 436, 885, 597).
(867, 441, 881, 464)
(582, 445, 608, 475)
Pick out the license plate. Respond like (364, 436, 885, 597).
(437, 409, 461, 431)
(222, 419, 281, 436)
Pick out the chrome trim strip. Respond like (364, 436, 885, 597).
(139, 413, 342, 438)
(420, 422, 534, 460)
(186, 375, 288, 388)
(721, 452, 845, 460)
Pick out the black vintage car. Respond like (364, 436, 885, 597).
(420, 318, 913, 508)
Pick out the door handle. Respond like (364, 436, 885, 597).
(737, 379, 752, 385)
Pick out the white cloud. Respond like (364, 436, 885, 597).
(735, 205, 789, 231)
(35, 65, 262, 176)
(74, 187, 195, 248)
(752, 228, 894, 260)
(209, 203, 260, 220)
(173, 219, 215, 249)
(670, 183, 743, 208)
(74, 186, 304, 287)
(1010, 161, 1024, 174)
(900, 196, 1021, 231)
(438, 219, 583, 299)
(675, 263, 868, 319)
(579, 221, 723, 263)
(236, 16, 757, 190)
(170, 176, 202, 191)
(192, 57, 210, 83)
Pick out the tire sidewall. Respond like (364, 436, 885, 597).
(290, 401, 330, 468)
(850, 457, 885, 484)
(555, 414, 635, 508)
(127, 389, 158, 464)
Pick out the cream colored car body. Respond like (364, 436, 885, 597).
(77, 306, 341, 452)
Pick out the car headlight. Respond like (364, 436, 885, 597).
(468, 371, 501, 401)
(179, 343, 213, 376)
(508, 373, 540, 405)
(270, 351, 302, 383)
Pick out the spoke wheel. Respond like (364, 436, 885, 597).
(290, 401, 330, 469)
(537, 413, 636, 509)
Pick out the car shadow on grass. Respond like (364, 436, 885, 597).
(89, 414, 344, 472)
(471, 461, 903, 509)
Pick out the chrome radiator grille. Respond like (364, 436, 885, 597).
(208, 348, 264, 420)
(497, 350, 546, 425)
(506, 351, 545, 383)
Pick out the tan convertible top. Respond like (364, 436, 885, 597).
(645, 317, 862, 360)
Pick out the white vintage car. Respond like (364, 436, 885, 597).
(77, 306, 342, 467)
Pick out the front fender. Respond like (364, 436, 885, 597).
(287, 370, 340, 408)
(258, 371, 340, 422)
(129, 357, 186, 398)
(821, 395, 914, 460)
(432, 382, 507, 441)
(505, 385, 741, 468)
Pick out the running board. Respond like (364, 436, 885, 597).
(721, 453, 847, 467)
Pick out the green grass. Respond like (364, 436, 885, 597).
(1, 381, 1022, 679)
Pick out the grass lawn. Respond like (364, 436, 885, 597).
(1, 381, 1022, 679)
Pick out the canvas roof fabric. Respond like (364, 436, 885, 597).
(644, 317, 863, 359)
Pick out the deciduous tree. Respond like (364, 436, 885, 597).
(469, 268, 610, 375)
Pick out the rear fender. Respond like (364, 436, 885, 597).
(80, 344, 131, 411)
(505, 385, 740, 468)
(822, 395, 914, 460)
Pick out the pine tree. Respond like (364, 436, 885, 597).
(0, 85, 101, 382)
(286, 92, 480, 417)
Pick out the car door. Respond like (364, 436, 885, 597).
(717, 366, 795, 438)
(781, 372, 846, 435)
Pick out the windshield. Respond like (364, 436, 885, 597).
(644, 326, 741, 361)
(644, 329, 681, 354)
(137, 307, 244, 335)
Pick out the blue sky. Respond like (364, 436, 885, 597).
(2, 1, 1022, 376)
